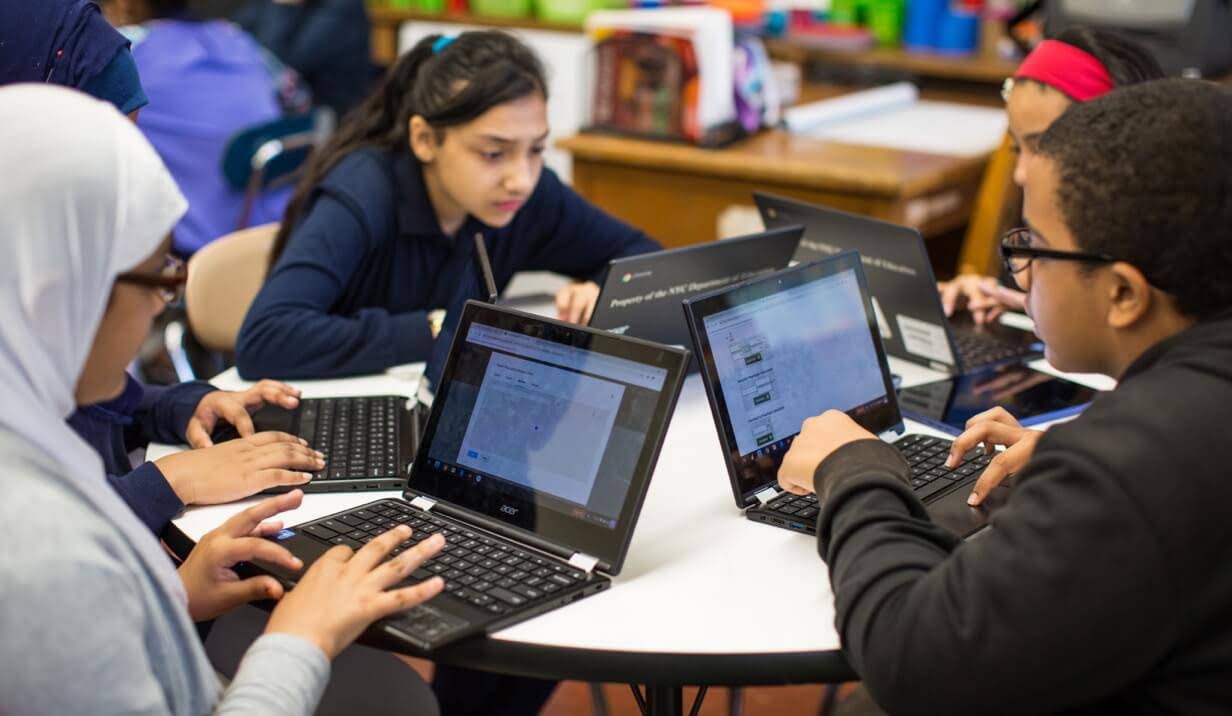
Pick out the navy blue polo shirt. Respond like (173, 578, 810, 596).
(236, 148, 660, 380)
(66, 375, 217, 535)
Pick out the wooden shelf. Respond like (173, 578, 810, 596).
(369, 6, 585, 64)
(766, 39, 1019, 85)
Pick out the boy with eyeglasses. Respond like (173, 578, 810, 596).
(777, 79, 1232, 714)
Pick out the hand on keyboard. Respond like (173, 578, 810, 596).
(185, 379, 303, 448)
(777, 410, 879, 499)
(179, 490, 309, 622)
(154, 431, 323, 505)
(265, 523, 446, 659)
(945, 407, 1042, 506)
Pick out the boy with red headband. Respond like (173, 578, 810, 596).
(939, 27, 1163, 324)
(779, 78, 1232, 714)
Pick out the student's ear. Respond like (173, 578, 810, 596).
(409, 116, 439, 164)
(1104, 262, 1154, 330)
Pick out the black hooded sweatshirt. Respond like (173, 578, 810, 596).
(814, 309, 1232, 715)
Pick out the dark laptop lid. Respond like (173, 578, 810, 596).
(683, 252, 902, 508)
(589, 225, 805, 349)
(408, 300, 689, 575)
(754, 192, 962, 373)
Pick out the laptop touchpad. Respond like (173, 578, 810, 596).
(929, 479, 1013, 538)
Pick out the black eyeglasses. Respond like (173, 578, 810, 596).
(999, 227, 1118, 290)
(115, 254, 187, 304)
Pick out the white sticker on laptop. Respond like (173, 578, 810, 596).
(896, 314, 954, 365)
(871, 296, 893, 340)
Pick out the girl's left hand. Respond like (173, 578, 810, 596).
(186, 380, 303, 448)
(555, 281, 600, 325)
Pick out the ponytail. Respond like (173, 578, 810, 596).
(269, 31, 548, 266)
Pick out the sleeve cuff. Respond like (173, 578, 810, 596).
(123, 462, 185, 535)
(224, 633, 331, 715)
(813, 439, 911, 502)
(392, 311, 436, 367)
(167, 382, 218, 443)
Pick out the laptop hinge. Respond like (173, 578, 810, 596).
(568, 552, 600, 574)
(753, 486, 779, 506)
(410, 495, 436, 512)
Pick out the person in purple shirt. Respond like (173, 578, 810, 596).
(236, 31, 661, 386)
(101, 0, 311, 255)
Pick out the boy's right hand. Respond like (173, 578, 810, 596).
(264, 527, 446, 659)
(155, 432, 324, 505)
(945, 407, 1042, 506)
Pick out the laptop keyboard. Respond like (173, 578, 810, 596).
(954, 332, 1036, 370)
(763, 434, 991, 519)
(297, 397, 402, 481)
(297, 501, 588, 618)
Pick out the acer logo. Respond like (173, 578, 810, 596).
(499, 505, 519, 516)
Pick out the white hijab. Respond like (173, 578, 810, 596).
(0, 84, 190, 603)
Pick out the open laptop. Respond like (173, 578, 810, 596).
(588, 226, 804, 361)
(257, 299, 689, 651)
(224, 234, 502, 493)
(754, 192, 1043, 375)
(683, 251, 1012, 539)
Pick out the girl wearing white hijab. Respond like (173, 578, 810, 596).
(0, 84, 445, 715)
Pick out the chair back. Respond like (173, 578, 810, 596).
(185, 223, 278, 352)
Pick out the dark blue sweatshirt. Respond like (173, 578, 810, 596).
(67, 375, 216, 535)
(233, 0, 371, 118)
(236, 147, 661, 381)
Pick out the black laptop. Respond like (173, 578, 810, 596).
(683, 251, 1012, 539)
(754, 192, 1042, 375)
(258, 300, 689, 651)
(588, 226, 804, 362)
(225, 235, 501, 493)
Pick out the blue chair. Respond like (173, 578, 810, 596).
(220, 108, 335, 230)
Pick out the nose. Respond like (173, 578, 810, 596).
(504, 156, 535, 196)
(1012, 152, 1029, 187)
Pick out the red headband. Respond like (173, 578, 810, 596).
(1013, 39, 1115, 102)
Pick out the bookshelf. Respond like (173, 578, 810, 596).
(765, 39, 1019, 85)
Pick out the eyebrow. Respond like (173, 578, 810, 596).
(477, 131, 550, 145)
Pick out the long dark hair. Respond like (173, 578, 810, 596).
(1053, 26, 1167, 88)
(269, 30, 548, 265)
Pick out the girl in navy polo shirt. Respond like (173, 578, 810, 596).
(237, 31, 660, 381)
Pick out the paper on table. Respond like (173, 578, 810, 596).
(782, 81, 919, 133)
(804, 100, 1008, 157)
(782, 82, 1008, 157)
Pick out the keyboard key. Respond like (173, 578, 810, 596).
(488, 587, 527, 606)
(915, 478, 956, 501)
(303, 524, 338, 540)
(512, 585, 543, 600)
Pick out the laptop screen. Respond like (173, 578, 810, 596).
(588, 226, 805, 348)
(411, 301, 688, 572)
(754, 192, 962, 371)
(684, 252, 901, 505)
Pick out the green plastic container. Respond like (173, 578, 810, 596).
(866, 0, 903, 47)
(471, 0, 533, 17)
(535, 0, 624, 24)
(414, 0, 445, 13)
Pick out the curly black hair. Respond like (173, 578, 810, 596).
(1036, 79, 1232, 318)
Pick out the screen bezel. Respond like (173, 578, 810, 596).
(683, 251, 903, 507)
(588, 225, 805, 329)
(406, 300, 689, 573)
